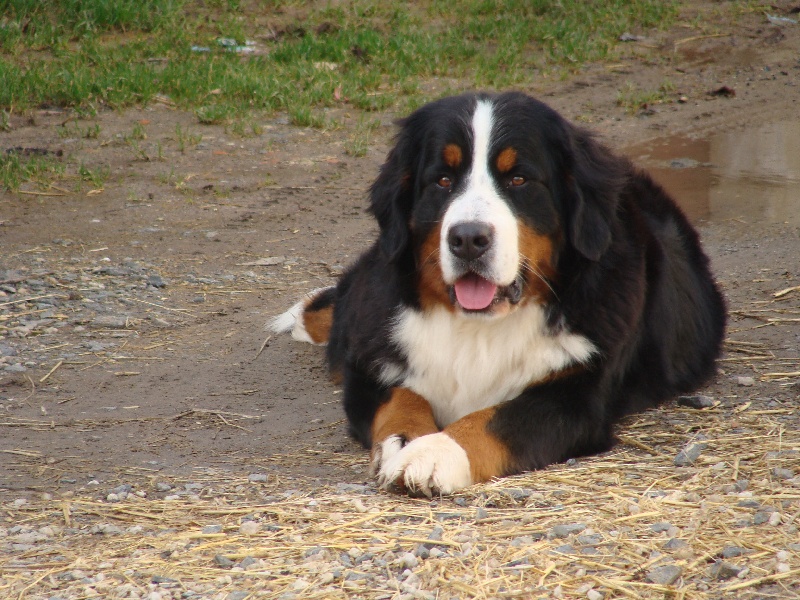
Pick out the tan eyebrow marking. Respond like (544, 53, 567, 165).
(443, 144, 463, 169)
(496, 147, 517, 173)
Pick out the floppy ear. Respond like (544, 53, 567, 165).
(369, 124, 417, 262)
(563, 127, 627, 261)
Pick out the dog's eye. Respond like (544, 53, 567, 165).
(437, 176, 453, 189)
(509, 176, 526, 187)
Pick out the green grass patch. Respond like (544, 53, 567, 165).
(1, 0, 681, 124)
(0, 150, 65, 191)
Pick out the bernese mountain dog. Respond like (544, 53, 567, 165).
(271, 91, 725, 496)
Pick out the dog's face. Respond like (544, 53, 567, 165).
(370, 92, 623, 317)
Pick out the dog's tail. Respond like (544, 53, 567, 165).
(269, 286, 336, 345)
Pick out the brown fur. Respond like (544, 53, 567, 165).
(303, 304, 333, 344)
(496, 147, 517, 173)
(443, 144, 463, 169)
(518, 222, 557, 303)
(371, 388, 439, 449)
(445, 407, 511, 483)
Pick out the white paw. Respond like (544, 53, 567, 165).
(370, 434, 405, 476)
(377, 432, 472, 497)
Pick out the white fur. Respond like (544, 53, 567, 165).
(440, 100, 519, 286)
(370, 434, 404, 476)
(268, 287, 333, 346)
(378, 432, 472, 496)
(391, 304, 596, 426)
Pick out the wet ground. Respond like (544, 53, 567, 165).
(1, 2, 799, 497)
(628, 120, 800, 225)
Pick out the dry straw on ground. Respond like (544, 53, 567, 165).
(2, 401, 799, 600)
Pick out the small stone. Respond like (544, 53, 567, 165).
(577, 534, 603, 546)
(722, 546, 748, 558)
(753, 511, 771, 525)
(553, 544, 576, 554)
(772, 468, 795, 480)
(238, 556, 258, 569)
(768, 512, 782, 526)
(736, 376, 755, 387)
(227, 592, 250, 600)
(709, 561, 743, 580)
(475, 507, 489, 520)
(396, 552, 418, 569)
(202, 525, 223, 534)
(551, 523, 587, 538)
(147, 274, 167, 288)
(677, 395, 714, 409)
(91, 315, 129, 329)
(239, 521, 260, 535)
(650, 522, 673, 533)
(646, 564, 683, 585)
(214, 554, 235, 568)
(674, 441, 707, 466)
(663, 538, 688, 550)
(155, 482, 172, 492)
(587, 590, 604, 600)
(414, 545, 430, 559)
(248, 473, 268, 483)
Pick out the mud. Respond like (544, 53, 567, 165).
(1, 4, 799, 497)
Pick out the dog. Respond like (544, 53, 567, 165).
(271, 91, 725, 496)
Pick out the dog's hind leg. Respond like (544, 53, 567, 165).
(269, 286, 335, 345)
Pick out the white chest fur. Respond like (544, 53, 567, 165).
(386, 304, 596, 426)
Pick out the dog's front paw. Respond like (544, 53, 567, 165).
(370, 434, 405, 477)
(377, 432, 472, 497)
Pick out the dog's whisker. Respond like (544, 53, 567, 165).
(518, 254, 558, 299)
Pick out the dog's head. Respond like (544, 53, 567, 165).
(370, 92, 626, 316)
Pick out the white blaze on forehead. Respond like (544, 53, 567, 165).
(440, 99, 519, 285)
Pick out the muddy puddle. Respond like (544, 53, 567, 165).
(627, 121, 800, 226)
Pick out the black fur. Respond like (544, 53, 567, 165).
(318, 91, 725, 476)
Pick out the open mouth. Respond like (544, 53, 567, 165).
(450, 272, 523, 312)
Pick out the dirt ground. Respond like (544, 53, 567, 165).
(2, 4, 799, 498)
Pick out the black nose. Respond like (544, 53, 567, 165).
(447, 221, 494, 261)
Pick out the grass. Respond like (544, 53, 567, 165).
(616, 79, 678, 114)
(0, 0, 681, 124)
(0, 150, 65, 191)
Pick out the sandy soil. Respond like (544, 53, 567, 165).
(1, 3, 799, 497)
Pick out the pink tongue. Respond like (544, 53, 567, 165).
(454, 274, 497, 310)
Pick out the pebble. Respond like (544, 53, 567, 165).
(664, 538, 688, 550)
(677, 395, 714, 409)
(646, 564, 683, 585)
(214, 555, 235, 568)
(202, 525, 223, 534)
(650, 522, 673, 533)
(722, 546, 748, 558)
(674, 441, 708, 466)
(550, 522, 587, 538)
(709, 561, 743, 580)
(239, 521, 260, 535)
(91, 315, 130, 329)
(772, 468, 795, 480)
(248, 473, 269, 483)
(736, 376, 755, 386)
(586, 590, 604, 600)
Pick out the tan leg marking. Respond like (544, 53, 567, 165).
(303, 304, 333, 344)
(444, 407, 512, 483)
(371, 388, 439, 447)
